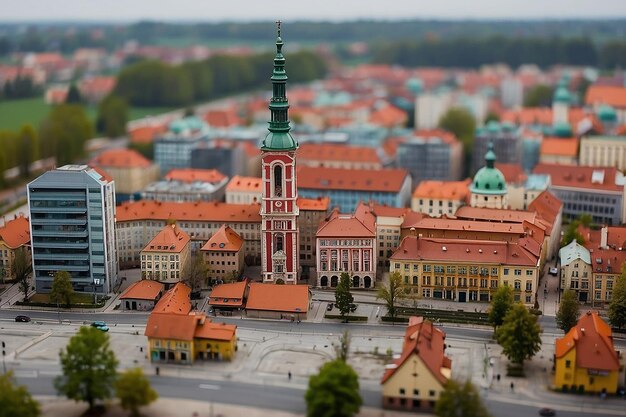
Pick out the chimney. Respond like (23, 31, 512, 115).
(600, 226, 608, 249)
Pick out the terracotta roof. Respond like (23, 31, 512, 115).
(152, 282, 191, 315)
(143, 223, 190, 253)
(298, 166, 408, 193)
(145, 311, 236, 342)
(367, 202, 410, 218)
(203, 108, 242, 128)
(209, 280, 247, 308)
(533, 163, 623, 192)
(555, 311, 619, 371)
(540, 137, 579, 158)
(317, 204, 377, 238)
(605, 226, 626, 249)
(413, 129, 459, 146)
(591, 249, 626, 273)
(89, 166, 114, 183)
(455, 206, 537, 223)
(381, 317, 451, 385)
(412, 179, 471, 200)
(193, 318, 237, 341)
(409, 217, 526, 235)
(391, 236, 539, 267)
(297, 197, 330, 211)
(586, 85, 626, 108)
(117, 200, 261, 223)
(527, 190, 562, 230)
(500, 107, 588, 127)
(120, 280, 164, 301)
(129, 124, 168, 144)
(0, 215, 30, 249)
(200, 225, 243, 252)
(79, 76, 115, 95)
(245, 283, 309, 313)
(495, 163, 527, 184)
(369, 104, 407, 128)
(89, 148, 153, 169)
(297, 143, 381, 164)
(226, 175, 262, 192)
(164, 168, 226, 184)
(401, 211, 430, 229)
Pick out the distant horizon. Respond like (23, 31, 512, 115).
(1, 0, 626, 23)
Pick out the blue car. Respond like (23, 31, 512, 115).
(91, 321, 109, 332)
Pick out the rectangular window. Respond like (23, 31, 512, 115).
(503, 268, 509, 275)
(565, 360, 571, 368)
(514, 269, 522, 276)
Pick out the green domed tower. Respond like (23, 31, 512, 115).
(470, 142, 508, 209)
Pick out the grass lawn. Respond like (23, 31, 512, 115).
(0, 97, 173, 132)
(30, 292, 96, 305)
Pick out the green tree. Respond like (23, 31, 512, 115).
(496, 303, 542, 366)
(439, 107, 476, 152)
(578, 213, 592, 228)
(484, 111, 500, 124)
(50, 270, 74, 308)
(17, 125, 38, 178)
(39, 104, 93, 166)
(335, 272, 354, 321)
(0, 371, 40, 417)
(55, 326, 119, 411)
(96, 94, 128, 138)
(184, 254, 208, 291)
(524, 84, 553, 107)
(435, 379, 491, 417)
(488, 285, 514, 332)
(65, 83, 82, 104)
(115, 368, 157, 417)
(561, 221, 584, 247)
(608, 266, 626, 329)
(334, 330, 351, 362)
(305, 359, 362, 417)
(377, 271, 405, 320)
(556, 290, 580, 333)
(11, 246, 32, 302)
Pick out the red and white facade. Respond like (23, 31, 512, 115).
(260, 151, 300, 283)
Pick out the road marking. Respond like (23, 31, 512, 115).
(39, 370, 62, 376)
(13, 370, 38, 378)
(198, 384, 221, 390)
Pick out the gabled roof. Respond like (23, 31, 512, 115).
(145, 311, 236, 342)
(533, 163, 623, 192)
(297, 197, 330, 211)
(495, 163, 527, 185)
(120, 280, 164, 301)
(297, 143, 381, 164)
(412, 179, 471, 200)
(209, 280, 247, 307)
(455, 206, 537, 224)
(559, 240, 591, 266)
(316, 205, 376, 238)
(225, 175, 262, 192)
(89, 148, 153, 169)
(555, 311, 619, 371)
(586, 85, 626, 108)
(245, 283, 309, 313)
(0, 215, 30, 249)
(142, 223, 190, 253)
(540, 137, 579, 158)
(117, 200, 261, 223)
(298, 166, 409, 193)
(164, 168, 227, 184)
(381, 317, 451, 385)
(200, 225, 243, 252)
(367, 201, 410, 218)
(152, 282, 191, 315)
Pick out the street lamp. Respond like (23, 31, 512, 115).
(93, 278, 101, 305)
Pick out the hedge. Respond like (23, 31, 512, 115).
(15, 301, 106, 309)
(324, 314, 368, 322)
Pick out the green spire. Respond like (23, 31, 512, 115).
(261, 20, 298, 152)
(485, 141, 496, 169)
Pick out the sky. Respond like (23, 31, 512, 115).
(1, 0, 626, 22)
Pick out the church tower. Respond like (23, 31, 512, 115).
(260, 22, 299, 284)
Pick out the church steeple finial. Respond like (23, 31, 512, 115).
(485, 141, 496, 169)
(261, 21, 297, 151)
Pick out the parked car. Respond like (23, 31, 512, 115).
(326, 303, 334, 311)
(91, 321, 109, 332)
(349, 303, 358, 313)
(549, 267, 559, 276)
(15, 315, 31, 322)
(539, 408, 556, 417)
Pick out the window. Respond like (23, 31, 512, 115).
(526, 270, 533, 276)
(525, 281, 532, 291)
(514, 280, 521, 290)
(399, 388, 405, 395)
(565, 360, 571, 368)
(413, 389, 419, 395)
(514, 269, 522, 276)
(273, 165, 283, 197)
(503, 268, 509, 275)
(429, 390, 436, 397)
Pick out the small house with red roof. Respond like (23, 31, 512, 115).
(381, 317, 451, 411)
(411, 179, 471, 217)
(225, 175, 262, 205)
(208, 279, 248, 311)
(554, 311, 620, 393)
(0, 215, 31, 279)
(119, 279, 165, 311)
(140, 223, 191, 287)
(245, 283, 310, 320)
(200, 225, 244, 284)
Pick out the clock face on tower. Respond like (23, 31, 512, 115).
(274, 200, 283, 210)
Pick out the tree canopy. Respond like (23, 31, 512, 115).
(435, 379, 491, 417)
(608, 265, 626, 329)
(335, 272, 354, 320)
(11, 246, 32, 302)
(55, 326, 119, 411)
(496, 303, 542, 365)
(50, 270, 74, 308)
(556, 290, 580, 333)
(0, 371, 40, 417)
(65, 84, 82, 104)
(488, 285, 514, 331)
(305, 359, 362, 417)
(97, 94, 128, 138)
(377, 271, 405, 320)
(438, 107, 476, 155)
(17, 125, 38, 178)
(39, 104, 93, 166)
(115, 368, 158, 417)
(184, 254, 208, 291)
(523, 84, 553, 107)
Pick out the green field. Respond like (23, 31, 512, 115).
(0, 97, 173, 132)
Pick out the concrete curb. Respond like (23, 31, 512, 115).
(14, 330, 52, 358)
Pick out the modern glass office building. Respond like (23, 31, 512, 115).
(28, 165, 118, 294)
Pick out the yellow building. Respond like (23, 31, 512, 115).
(0, 215, 30, 279)
(390, 236, 540, 305)
(141, 223, 191, 288)
(144, 282, 237, 364)
(554, 311, 620, 394)
(580, 135, 626, 171)
(381, 317, 451, 412)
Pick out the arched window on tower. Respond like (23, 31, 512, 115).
(274, 165, 283, 197)
(274, 233, 284, 252)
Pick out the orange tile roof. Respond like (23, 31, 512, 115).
(585, 85, 626, 108)
(120, 280, 164, 301)
(298, 166, 408, 193)
(500, 108, 588, 127)
(316, 206, 377, 238)
(401, 210, 430, 228)
(391, 236, 539, 267)
(381, 317, 451, 385)
(89, 148, 153, 169)
(297, 143, 381, 164)
(245, 283, 309, 313)
(79, 76, 115, 95)
(209, 280, 247, 308)
(533, 163, 623, 192)
(143, 223, 190, 253)
(605, 226, 626, 249)
(128, 124, 168, 144)
(369, 104, 407, 128)
(540, 137, 579, 158)
(0, 215, 30, 249)
(117, 200, 261, 223)
(193, 318, 237, 341)
(152, 282, 191, 315)
(412, 179, 471, 200)
(226, 175, 262, 192)
(203, 108, 242, 128)
(455, 206, 537, 223)
(555, 311, 619, 371)
(413, 129, 459, 146)
(495, 163, 527, 184)
(201, 225, 243, 252)
(297, 197, 330, 211)
(367, 201, 410, 218)
(164, 168, 226, 184)
(145, 311, 236, 342)
(410, 217, 526, 235)
(527, 190, 562, 227)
